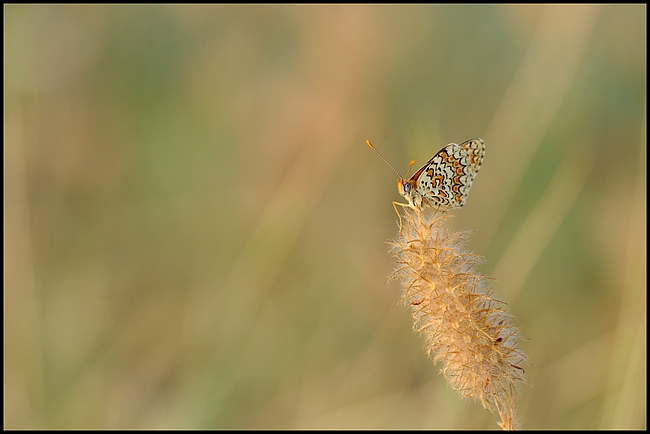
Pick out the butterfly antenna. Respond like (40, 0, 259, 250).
(366, 140, 404, 179)
(404, 160, 415, 179)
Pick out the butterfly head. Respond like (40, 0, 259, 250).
(397, 158, 421, 208)
(397, 178, 422, 209)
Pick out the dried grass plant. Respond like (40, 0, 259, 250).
(388, 207, 528, 430)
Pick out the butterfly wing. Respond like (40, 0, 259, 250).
(412, 141, 482, 209)
(459, 138, 485, 177)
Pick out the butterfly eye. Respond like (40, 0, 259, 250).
(403, 183, 411, 193)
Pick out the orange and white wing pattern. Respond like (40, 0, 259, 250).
(413, 138, 484, 209)
(460, 138, 485, 185)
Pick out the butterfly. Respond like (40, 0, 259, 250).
(367, 138, 484, 223)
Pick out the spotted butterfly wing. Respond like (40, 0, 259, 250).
(460, 138, 485, 180)
(410, 138, 485, 209)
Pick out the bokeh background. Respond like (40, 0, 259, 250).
(5, 4, 645, 429)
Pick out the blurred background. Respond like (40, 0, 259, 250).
(4, 4, 645, 429)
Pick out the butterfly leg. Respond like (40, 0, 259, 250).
(392, 200, 414, 234)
